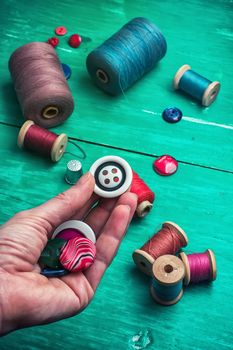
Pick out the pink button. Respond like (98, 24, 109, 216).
(55, 26, 67, 36)
(56, 228, 83, 241)
(153, 155, 178, 176)
(59, 236, 96, 272)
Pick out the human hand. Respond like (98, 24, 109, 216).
(0, 172, 137, 335)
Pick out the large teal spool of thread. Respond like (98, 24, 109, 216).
(173, 64, 220, 107)
(86, 17, 167, 95)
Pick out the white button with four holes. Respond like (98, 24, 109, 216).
(89, 156, 133, 198)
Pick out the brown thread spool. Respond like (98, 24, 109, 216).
(9, 42, 74, 128)
(132, 222, 188, 276)
(179, 249, 217, 286)
(18, 120, 67, 162)
(150, 255, 185, 306)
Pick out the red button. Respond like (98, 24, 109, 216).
(68, 34, 82, 48)
(47, 37, 59, 47)
(153, 155, 178, 176)
(55, 26, 67, 36)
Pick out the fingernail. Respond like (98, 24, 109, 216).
(77, 172, 91, 185)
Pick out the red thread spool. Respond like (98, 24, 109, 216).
(130, 170, 155, 217)
(179, 249, 217, 285)
(18, 120, 67, 162)
(133, 222, 188, 275)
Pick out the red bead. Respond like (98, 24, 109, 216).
(68, 34, 82, 48)
(153, 155, 178, 176)
(55, 26, 67, 36)
(47, 37, 59, 48)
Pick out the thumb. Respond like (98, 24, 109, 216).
(29, 172, 95, 232)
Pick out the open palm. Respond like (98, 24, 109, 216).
(0, 172, 137, 335)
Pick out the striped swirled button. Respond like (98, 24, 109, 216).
(59, 235, 96, 272)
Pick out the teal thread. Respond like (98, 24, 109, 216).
(179, 69, 211, 101)
(152, 278, 182, 302)
(86, 17, 167, 95)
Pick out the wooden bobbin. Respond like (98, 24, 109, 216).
(179, 249, 217, 286)
(136, 200, 153, 218)
(96, 69, 109, 84)
(18, 120, 68, 162)
(173, 64, 220, 107)
(42, 105, 59, 119)
(150, 254, 185, 306)
(173, 64, 191, 90)
(202, 81, 220, 107)
(132, 221, 188, 276)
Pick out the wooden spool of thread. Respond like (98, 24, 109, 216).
(132, 222, 188, 276)
(9, 42, 74, 128)
(18, 120, 67, 162)
(130, 170, 155, 217)
(173, 64, 220, 107)
(179, 249, 217, 286)
(150, 255, 185, 306)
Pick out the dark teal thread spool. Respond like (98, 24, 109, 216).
(173, 64, 220, 107)
(86, 17, 167, 95)
(150, 255, 185, 306)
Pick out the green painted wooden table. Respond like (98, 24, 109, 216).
(0, 0, 233, 349)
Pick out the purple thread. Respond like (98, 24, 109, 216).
(8, 42, 74, 128)
(187, 252, 211, 283)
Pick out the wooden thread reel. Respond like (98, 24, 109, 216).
(179, 249, 217, 286)
(130, 170, 155, 218)
(96, 69, 109, 84)
(136, 200, 153, 217)
(150, 255, 185, 306)
(173, 64, 220, 107)
(18, 120, 67, 162)
(42, 105, 59, 119)
(132, 222, 188, 276)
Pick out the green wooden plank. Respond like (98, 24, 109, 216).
(0, 0, 233, 171)
(0, 124, 232, 349)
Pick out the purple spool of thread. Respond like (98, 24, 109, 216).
(8, 42, 74, 128)
(179, 249, 217, 285)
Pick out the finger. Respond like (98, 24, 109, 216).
(85, 202, 135, 291)
(71, 193, 99, 221)
(28, 172, 95, 233)
(84, 192, 137, 238)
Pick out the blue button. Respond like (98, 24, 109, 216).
(41, 268, 68, 277)
(162, 107, 183, 123)
(62, 63, 72, 80)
